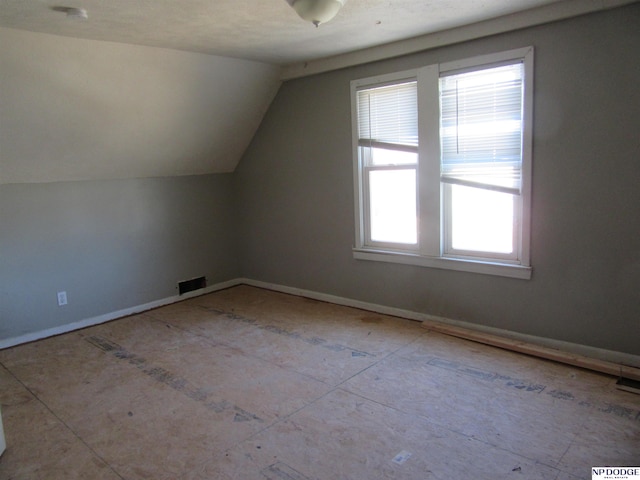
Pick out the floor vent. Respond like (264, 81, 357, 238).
(178, 276, 207, 295)
(616, 377, 640, 395)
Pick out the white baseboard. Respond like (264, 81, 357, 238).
(2, 277, 638, 373)
(0, 278, 243, 350)
(239, 278, 640, 371)
(0, 405, 5, 457)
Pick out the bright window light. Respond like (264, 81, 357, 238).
(369, 169, 417, 244)
(450, 184, 514, 254)
(351, 47, 533, 277)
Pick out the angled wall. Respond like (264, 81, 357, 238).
(235, 4, 640, 357)
(0, 27, 281, 183)
(0, 28, 280, 342)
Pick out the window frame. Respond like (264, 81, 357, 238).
(351, 47, 534, 280)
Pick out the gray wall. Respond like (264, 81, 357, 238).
(0, 28, 255, 342)
(0, 175, 238, 340)
(235, 4, 640, 355)
(2, 5, 638, 357)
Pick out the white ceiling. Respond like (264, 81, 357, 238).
(0, 0, 579, 67)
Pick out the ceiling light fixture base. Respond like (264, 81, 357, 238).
(286, 0, 346, 26)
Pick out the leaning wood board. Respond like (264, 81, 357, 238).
(420, 320, 640, 382)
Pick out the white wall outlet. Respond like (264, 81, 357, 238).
(57, 291, 68, 306)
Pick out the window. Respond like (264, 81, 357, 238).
(351, 48, 533, 279)
(357, 80, 418, 246)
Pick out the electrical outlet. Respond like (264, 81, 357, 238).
(57, 291, 68, 306)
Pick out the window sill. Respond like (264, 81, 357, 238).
(353, 248, 532, 280)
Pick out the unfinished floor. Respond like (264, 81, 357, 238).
(0, 285, 638, 479)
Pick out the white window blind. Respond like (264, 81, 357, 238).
(440, 63, 524, 195)
(351, 47, 533, 278)
(357, 81, 418, 154)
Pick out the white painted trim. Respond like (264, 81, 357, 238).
(239, 278, 429, 321)
(350, 48, 534, 278)
(2, 277, 638, 372)
(281, 0, 637, 80)
(0, 278, 243, 350)
(239, 278, 640, 369)
(353, 249, 533, 280)
(0, 406, 5, 457)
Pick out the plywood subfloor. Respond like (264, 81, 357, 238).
(0, 285, 638, 479)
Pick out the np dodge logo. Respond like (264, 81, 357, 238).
(592, 467, 640, 479)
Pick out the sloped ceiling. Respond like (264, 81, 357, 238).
(0, 28, 281, 183)
(1, 0, 634, 183)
